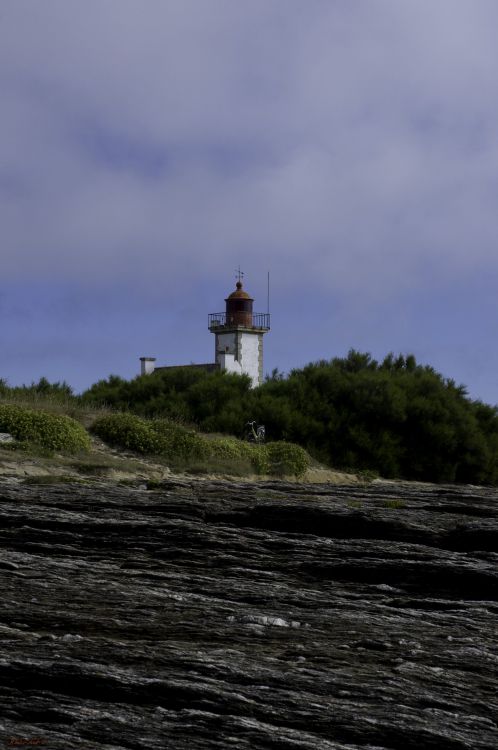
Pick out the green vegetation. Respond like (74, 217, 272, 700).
(0, 403, 91, 454)
(264, 442, 309, 478)
(0, 377, 109, 427)
(382, 499, 406, 509)
(90, 412, 309, 477)
(69, 457, 141, 476)
(90, 413, 168, 455)
(90, 413, 212, 462)
(80, 351, 498, 485)
(4, 348, 498, 485)
(0, 376, 73, 400)
(82, 369, 251, 433)
(347, 499, 363, 509)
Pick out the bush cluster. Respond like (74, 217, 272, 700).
(205, 437, 268, 473)
(152, 419, 210, 461)
(264, 442, 309, 478)
(11, 347, 496, 484)
(82, 369, 250, 435)
(90, 413, 309, 477)
(203, 436, 309, 477)
(90, 414, 213, 461)
(81, 352, 498, 484)
(89, 413, 166, 454)
(0, 403, 90, 453)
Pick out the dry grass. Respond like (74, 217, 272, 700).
(0, 393, 112, 428)
(66, 453, 153, 476)
(169, 456, 255, 477)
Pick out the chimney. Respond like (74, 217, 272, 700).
(140, 357, 156, 376)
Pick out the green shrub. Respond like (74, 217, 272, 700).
(90, 411, 309, 476)
(356, 468, 380, 483)
(208, 437, 246, 460)
(91, 413, 211, 462)
(347, 499, 363, 509)
(149, 418, 211, 461)
(265, 441, 309, 477)
(246, 444, 270, 474)
(200, 438, 309, 477)
(90, 413, 167, 454)
(164, 429, 211, 461)
(205, 437, 274, 475)
(0, 404, 90, 453)
(147, 418, 181, 440)
(382, 499, 406, 509)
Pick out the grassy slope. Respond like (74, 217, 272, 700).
(0, 394, 357, 485)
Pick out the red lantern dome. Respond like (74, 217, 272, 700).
(225, 281, 254, 327)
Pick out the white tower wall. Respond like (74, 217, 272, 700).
(217, 352, 243, 376)
(215, 330, 263, 388)
(238, 332, 262, 387)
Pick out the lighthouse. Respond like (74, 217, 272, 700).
(208, 274, 270, 387)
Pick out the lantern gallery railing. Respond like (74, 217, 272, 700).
(208, 312, 271, 331)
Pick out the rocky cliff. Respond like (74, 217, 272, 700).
(0, 477, 497, 749)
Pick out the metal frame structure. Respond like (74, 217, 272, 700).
(208, 312, 271, 331)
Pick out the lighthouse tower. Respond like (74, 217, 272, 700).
(208, 274, 270, 387)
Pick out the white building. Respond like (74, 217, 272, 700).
(140, 278, 270, 388)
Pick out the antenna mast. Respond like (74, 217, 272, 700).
(267, 271, 270, 315)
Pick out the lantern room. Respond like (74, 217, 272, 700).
(225, 281, 253, 327)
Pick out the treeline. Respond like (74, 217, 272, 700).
(78, 351, 498, 485)
(0, 376, 74, 399)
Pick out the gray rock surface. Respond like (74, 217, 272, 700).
(0, 477, 497, 749)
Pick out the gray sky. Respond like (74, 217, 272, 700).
(2, 1, 498, 401)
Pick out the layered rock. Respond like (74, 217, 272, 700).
(0, 477, 497, 749)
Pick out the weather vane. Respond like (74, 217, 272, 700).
(235, 266, 244, 284)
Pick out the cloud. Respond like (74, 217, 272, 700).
(2, 1, 498, 395)
(1, 2, 498, 290)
